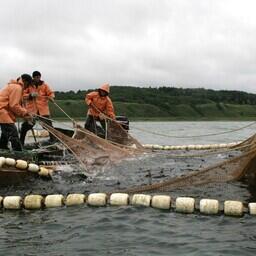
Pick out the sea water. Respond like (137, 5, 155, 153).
(1, 121, 256, 255)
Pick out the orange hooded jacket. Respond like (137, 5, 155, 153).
(23, 82, 54, 116)
(85, 85, 115, 119)
(0, 79, 28, 123)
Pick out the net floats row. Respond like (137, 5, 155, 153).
(0, 156, 53, 177)
(0, 193, 256, 217)
(143, 142, 240, 150)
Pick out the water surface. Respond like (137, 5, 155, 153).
(1, 121, 256, 255)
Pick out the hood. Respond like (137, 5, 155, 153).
(99, 83, 110, 93)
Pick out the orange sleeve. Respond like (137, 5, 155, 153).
(85, 91, 97, 106)
(45, 83, 55, 98)
(23, 87, 30, 100)
(9, 85, 28, 117)
(106, 97, 115, 119)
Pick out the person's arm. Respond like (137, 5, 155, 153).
(45, 84, 55, 100)
(22, 87, 31, 100)
(9, 85, 28, 117)
(85, 91, 97, 106)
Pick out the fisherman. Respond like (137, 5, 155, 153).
(84, 83, 115, 136)
(0, 74, 33, 151)
(20, 71, 55, 145)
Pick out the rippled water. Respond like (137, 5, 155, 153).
(1, 121, 256, 255)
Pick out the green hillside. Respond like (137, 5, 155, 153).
(50, 86, 256, 120)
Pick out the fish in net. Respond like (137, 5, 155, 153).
(114, 134, 256, 194)
(40, 121, 146, 172)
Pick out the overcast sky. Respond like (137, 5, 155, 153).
(1, 0, 256, 92)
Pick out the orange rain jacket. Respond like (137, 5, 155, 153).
(85, 91, 115, 119)
(23, 82, 54, 116)
(0, 79, 28, 123)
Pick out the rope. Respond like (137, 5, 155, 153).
(51, 100, 77, 126)
(131, 121, 256, 138)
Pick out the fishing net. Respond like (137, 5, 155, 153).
(106, 118, 145, 150)
(40, 122, 145, 172)
(115, 134, 256, 194)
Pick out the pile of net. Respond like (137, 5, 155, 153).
(106, 118, 144, 150)
(40, 121, 146, 172)
(114, 134, 256, 194)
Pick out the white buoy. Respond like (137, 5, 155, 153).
(110, 193, 129, 206)
(151, 195, 171, 210)
(24, 195, 44, 209)
(87, 193, 107, 206)
(5, 158, 16, 166)
(175, 197, 195, 213)
(0, 196, 3, 207)
(0, 157, 6, 167)
(28, 163, 40, 173)
(39, 167, 52, 177)
(200, 199, 219, 214)
(224, 200, 243, 216)
(131, 194, 151, 207)
(153, 145, 163, 150)
(144, 144, 153, 149)
(195, 145, 202, 150)
(248, 203, 256, 215)
(65, 194, 86, 206)
(16, 160, 28, 170)
(44, 195, 64, 208)
(188, 145, 195, 150)
(3, 196, 22, 209)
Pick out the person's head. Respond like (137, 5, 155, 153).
(21, 74, 33, 88)
(98, 83, 110, 97)
(32, 71, 41, 83)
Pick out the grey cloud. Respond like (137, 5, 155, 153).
(0, 0, 256, 92)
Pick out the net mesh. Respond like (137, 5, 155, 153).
(106, 118, 145, 150)
(115, 134, 256, 194)
(40, 122, 145, 172)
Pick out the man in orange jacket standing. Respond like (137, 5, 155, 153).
(20, 71, 55, 145)
(84, 83, 115, 136)
(0, 74, 33, 151)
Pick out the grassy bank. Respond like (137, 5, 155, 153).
(49, 100, 256, 121)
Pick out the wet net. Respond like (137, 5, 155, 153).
(40, 122, 145, 172)
(106, 118, 145, 150)
(115, 134, 256, 194)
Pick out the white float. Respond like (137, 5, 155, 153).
(131, 194, 151, 207)
(5, 158, 16, 166)
(153, 145, 163, 150)
(16, 160, 28, 170)
(65, 194, 86, 206)
(0, 196, 3, 207)
(151, 195, 171, 210)
(44, 195, 64, 208)
(28, 163, 40, 173)
(224, 200, 243, 216)
(0, 157, 6, 167)
(3, 196, 22, 209)
(175, 197, 195, 213)
(87, 193, 107, 206)
(200, 199, 219, 214)
(24, 195, 44, 209)
(39, 167, 52, 177)
(110, 193, 129, 206)
(248, 203, 256, 215)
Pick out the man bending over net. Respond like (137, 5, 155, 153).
(84, 83, 115, 138)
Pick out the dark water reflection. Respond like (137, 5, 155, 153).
(1, 121, 256, 255)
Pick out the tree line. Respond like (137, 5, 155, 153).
(55, 86, 256, 107)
